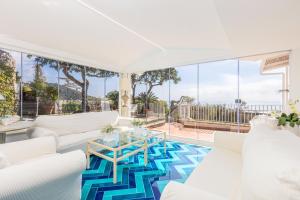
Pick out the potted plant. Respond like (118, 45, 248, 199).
(277, 113, 300, 135)
(277, 113, 300, 127)
(131, 119, 146, 136)
(101, 124, 119, 146)
(276, 99, 300, 136)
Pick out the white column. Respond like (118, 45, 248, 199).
(289, 49, 300, 111)
(119, 73, 132, 117)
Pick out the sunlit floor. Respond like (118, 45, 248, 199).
(149, 123, 215, 143)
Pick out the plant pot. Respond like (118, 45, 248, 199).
(0, 115, 20, 126)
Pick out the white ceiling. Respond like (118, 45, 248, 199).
(0, 0, 299, 72)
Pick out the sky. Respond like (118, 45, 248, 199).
(6, 49, 282, 105)
(136, 60, 283, 105)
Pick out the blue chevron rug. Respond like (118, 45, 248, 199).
(81, 141, 211, 200)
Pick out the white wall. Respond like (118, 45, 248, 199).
(289, 49, 300, 111)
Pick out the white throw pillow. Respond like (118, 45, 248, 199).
(241, 130, 300, 200)
(0, 152, 10, 169)
(250, 115, 277, 130)
(30, 127, 59, 144)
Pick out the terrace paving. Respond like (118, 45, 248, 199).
(149, 123, 215, 143)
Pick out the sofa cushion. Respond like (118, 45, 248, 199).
(214, 132, 246, 154)
(186, 147, 242, 199)
(161, 181, 227, 200)
(0, 152, 10, 169)
(57, 130, 104, 152)
(0, 137, 56, 165)
(250, 115, 277, 130)
(34, 111, 119, 136)
(30, 127, 59, 143)
(241, 130, 300, 200)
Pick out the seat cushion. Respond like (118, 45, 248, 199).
(186, 147, 242, 199)
(34, 111, 119, 136)
(241, 129, 300, 200)
(0, 137, 56, 165)
(57, 130, 104, 152)
(161, 181, 227, 200)
(15, 153, 60, 165)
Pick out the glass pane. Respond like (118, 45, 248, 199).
(0, 49, 21, 118)
(85, 67, 118, 112)
(239, 60, 283, 132)
(197, 59, 239, 139)
(18, 54, 59, 117)
(170, 65, 198, 140)
(58, 63, 84, 114)
(105, 73, 119, 111)
(131, 73, 147, 118)
(143, 69, 171, 133)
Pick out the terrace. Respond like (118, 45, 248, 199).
(0, 1, 300, 200)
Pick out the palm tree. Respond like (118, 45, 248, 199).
(105, 90, 119, 110)
(136, 91, 158, 110)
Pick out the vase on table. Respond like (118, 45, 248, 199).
(103, 131, 119, 147)
(133, 126, 147, 137)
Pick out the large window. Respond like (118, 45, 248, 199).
(86, 67, 119, 112)
(0, 47, 285, 141)
(134, 59, 284, 141)
(170, 65, 198, 140)
(238, 60, 283, 128)
(0, 48, 119, 119)
(59, 64, 84, 114)
(0, 50, 21, 117)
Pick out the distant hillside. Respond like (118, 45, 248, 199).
(48, 83, 99, 101)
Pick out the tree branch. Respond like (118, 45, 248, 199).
(61, 64, 84, 87)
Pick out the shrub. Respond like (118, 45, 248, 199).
(0, 50, 16, 117)
(62, 102, 81, 113)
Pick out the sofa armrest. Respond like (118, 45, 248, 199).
(214, 132, 246, 153)
(0, 150, 86, 200)
(161, 181, 226, 200)
(0, 136, 56, 164)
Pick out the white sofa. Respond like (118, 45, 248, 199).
(29, 111, 132, 153)
(161, 118, 300, 200)
(0, 137, 86, 200)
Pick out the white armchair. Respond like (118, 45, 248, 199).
(0, 137, 86, 200)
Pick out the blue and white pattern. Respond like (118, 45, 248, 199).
(82, 141, 211, 200)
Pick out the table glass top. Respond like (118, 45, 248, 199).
(91, 128, 164, 149)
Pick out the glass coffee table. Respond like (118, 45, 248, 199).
(86, 129, 166, 183)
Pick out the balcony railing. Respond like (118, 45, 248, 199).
(131, 102, 282, 126)
(176, 104, 282, 125)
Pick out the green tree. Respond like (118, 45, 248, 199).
(131, 68, 181, 104)
(0, 50, 16, 116)
(28, 56, 117, 111)
(131, 73, 141, 104)
(106, 90, 119, 110)
(32, 60, 46, 98)
(136, 91, 158, 108)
